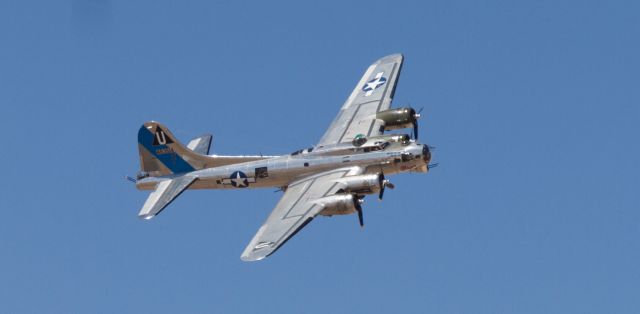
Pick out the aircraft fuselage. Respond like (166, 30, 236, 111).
(136, 142, 431, 191)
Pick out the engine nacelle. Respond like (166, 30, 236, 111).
(376, 107, 419, 131)
(317, 194, 360, 216)
(334, 174, 381, 195)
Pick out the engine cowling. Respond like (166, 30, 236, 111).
(376, 107, 419, 131)
(317, 194, 361, 216)
(334, 174, 381, 195)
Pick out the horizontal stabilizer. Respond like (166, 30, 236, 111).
(187, 134, 213, 155)
(138, 175, 197, 219)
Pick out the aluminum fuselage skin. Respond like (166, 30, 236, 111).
(136, 141, 431, 191)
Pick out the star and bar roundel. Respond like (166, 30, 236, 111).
(362, 72, 387, 96)
(230, 171, 249, 188)
(222, 171, 257, 188)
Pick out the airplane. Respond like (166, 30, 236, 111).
(130, 54, 433, 261)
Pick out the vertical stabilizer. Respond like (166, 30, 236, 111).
(137, 121, 270, 177)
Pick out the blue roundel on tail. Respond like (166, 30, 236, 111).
(230, 171, 249, 188)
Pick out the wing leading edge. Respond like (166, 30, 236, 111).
(317, 54, 404, 146)
(241, 167, 363, 261)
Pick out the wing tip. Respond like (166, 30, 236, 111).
(138, 214, 155, 220)
(374, 53, 404, 64)
(240, 254, 266, 262)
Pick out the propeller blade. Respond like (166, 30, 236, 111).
(377, 171, 395, 200)
(411, 107, 422, 140)
(378, 172, 386, 200)
(353, 196, 364, 227)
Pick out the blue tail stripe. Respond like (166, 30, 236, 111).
(138, 126, 195, 173)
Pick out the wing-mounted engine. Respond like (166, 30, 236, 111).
(335, 174, 381, 195)
(318, 173, 396, 227)
(315, 192, 371, 228)
(316, 194, 362, 217)
(376, 107, 422, 139)
(334, 173, 395, 200)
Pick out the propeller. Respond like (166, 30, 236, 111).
(352, 196, 365, 227)
(377, 172, 395, 200)
(411, 107, 423, 140)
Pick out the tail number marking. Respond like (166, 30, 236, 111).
(155, 130, 167, 145)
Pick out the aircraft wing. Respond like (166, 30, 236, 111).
(241, 167, 363, 261)
(317, 54, 404, 146)
(138, 175, 197, 219)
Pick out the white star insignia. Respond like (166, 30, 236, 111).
(232, 172, 246, 187)
(363, 72, 386, 96)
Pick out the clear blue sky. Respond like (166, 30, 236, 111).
(1, 0, 639, 313)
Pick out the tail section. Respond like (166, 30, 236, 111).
(186, 134, 213, 155)
(137, 121, 270, 177)
(138, 122, 196, 176)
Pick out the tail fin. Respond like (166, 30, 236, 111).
(137, 121, 268, 177)
(138, 121, 198, 176)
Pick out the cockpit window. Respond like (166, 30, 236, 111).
(362, 142, 389, 153)
(291, 147, 314, 156)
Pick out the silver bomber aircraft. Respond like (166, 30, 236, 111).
(132, 54, 433, 261)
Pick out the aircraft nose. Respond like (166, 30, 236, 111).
(422, 144, 431, 163)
